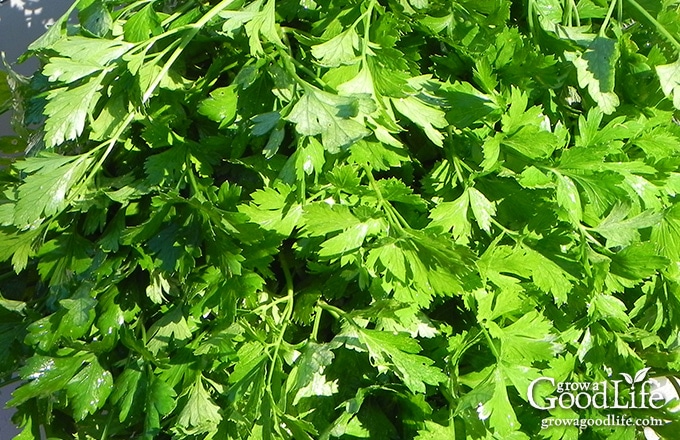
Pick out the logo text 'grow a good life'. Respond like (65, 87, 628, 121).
(528, 367, 666, 411)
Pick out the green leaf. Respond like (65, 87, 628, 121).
(428, 191, 471, 243)
(392, 95, 448, 147)
(0, 227, 41, 272)
(593, 205, 661, 248)
(468, 187, 496, 233)
(79, 1, 113, 38)
(27, 5, 73, 52)
(589, 294, 631, 331)
(147, 306, 193, 354)
(43, 57, 104, 83)
(572, 37, 620, 114)
(9, 354, 89, 406)
(487, 311, 558, 364)
(522, 247, 574, 305)
(415, 421, 456, 439)
(287, 86, 371, 152)
(43, 74, 105, 147)
(318, 218, 382, 258)
(296, 137, 326, 177)
(66, 359, 113, 420)
(49, 37, 133, 65)
(58, 294, 97, 339)
(341, 327, 448, 393)
(656, 57, 680, 109)
(475, 368, 521, 436)
(312, 29, 360, 67)
(145, 376, 177, 435)
(366, 241, 408, 283)
(554, 173, 582, 225)
(90, 92, 130, 141)
(124, 4, 163, 43)
(632, 126, 680, 158)
(609, 242, 668, 280)
(349, 140, 407, 170)
(111, 363, 146, 423)
(198, 85, 238, 128)
(243, 0, 285, 55)
(239, 183, 303, 236)
(443, 81, 498, 128)
(12, 153, 94, 227)
(502, 126, 560, 159)
(177, 376, 222, 435)
(652, 204, 680, 261)
(290, 342, 338, 404)
(518, 166, 552, 188)
(303, 203, 361, 236)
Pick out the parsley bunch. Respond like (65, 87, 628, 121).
(1, 0, 680, 438)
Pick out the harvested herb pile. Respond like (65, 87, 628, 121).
(1, 0, 680, 438)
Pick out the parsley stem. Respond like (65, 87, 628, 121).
(100, 409, 114, 440)
(625, 0, 680, 51)
(142, 0, 236, 103)
(280, 51, 330, 90)
(527, 0, 535, 36)
(266, 253, 295, 389)
(360, 0, 376, 60)
(311, 306, 322, 342)
(72, 0, 238, 209)
(481, 325, 501, 360)
(564, 0, 581, 27)
(363, 166, 410, 233)
(318, 300, 361, 328)
(249, 295, 292, 314)
(600, 0, 619, 37)
(490, 218, 520, 237)
(581, 226, 605, 248)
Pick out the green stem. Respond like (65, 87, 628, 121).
(360, 0, 376, 60)
(350, 0, 377, 32)
(142, 0, 235, 102)
(564, 0, 573, 27)
(581, 226, 605, 248)
(481, 325, 501, 359)
(490, 218, 520, 237)
(65, 0, 236, 216)
(318, 301, 360, 328)
(599, 0, 619, 37)
(248, 295, 292, 314)
(625, 0, 680, 50)
(527, 0, 536, 36)
(311, 306, 322, 342)
(266, 254, 295, 389)
(363, 166, 409, 234)
(280, 51, 330, 90)
(187, 167, 202, 199)
(100, 409, 115, 440)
